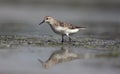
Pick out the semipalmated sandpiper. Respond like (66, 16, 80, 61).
(39, 16, 86, 43)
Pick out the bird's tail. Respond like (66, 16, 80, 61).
(77, 27, 86, 30)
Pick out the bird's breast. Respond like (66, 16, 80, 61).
(49, 25, 79, 34)
(49, 25, 65, 34)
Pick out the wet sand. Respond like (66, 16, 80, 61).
(0, 35, 119, 49)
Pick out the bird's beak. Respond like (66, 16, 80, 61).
(39, 20, 45, 25)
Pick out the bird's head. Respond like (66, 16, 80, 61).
(39, 16, 55, 25)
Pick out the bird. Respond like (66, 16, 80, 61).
(39, 16, 86, 43)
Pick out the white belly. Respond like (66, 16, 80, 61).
(54, 26, 79, 34)
(66, 28, 79, 33)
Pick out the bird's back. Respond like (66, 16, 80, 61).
(58, 21, 85, 29)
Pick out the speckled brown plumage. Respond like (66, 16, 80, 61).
(39, 16, 86, 43)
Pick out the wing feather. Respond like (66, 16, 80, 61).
(58, 21, 85, 29)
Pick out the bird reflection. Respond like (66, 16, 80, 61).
(38, 46, 80, 69)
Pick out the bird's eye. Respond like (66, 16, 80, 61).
(46, 18, 48, 20)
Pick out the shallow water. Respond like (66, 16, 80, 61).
(0, 46, 120, 74)
(0, 35, 119, 74)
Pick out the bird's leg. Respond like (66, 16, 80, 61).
(68, 36, 72, 42)
(61, 34, 64, 43)
(66, 33, 72, 42)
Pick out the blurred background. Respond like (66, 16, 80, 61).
(0, 0, 120, 39)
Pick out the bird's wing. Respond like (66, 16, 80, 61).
(59, 21, 85, 29)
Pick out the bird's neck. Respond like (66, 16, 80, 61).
(48, 20, 59, 26)
(47, 20, 60, 33)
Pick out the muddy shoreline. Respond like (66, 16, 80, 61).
(0, 35, 119, 50)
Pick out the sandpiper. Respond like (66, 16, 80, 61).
(39, 16, 86, 43)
